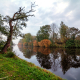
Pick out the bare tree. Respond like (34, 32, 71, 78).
(50, 23, 58, 42)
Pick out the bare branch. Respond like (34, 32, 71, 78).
(26, 2, 37, 14)
(12, 2, 36, 20)
(12, 14, 34, 21)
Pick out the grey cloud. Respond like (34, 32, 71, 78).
(1, 0, 80, 44)
(0, 0, 31, 17)
(62, 0, 80, 28)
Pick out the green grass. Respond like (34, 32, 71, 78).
(0, 53, 64, 80)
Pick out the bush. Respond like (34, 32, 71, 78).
(38, 39, 51, 47)
(65, 39, 75, 48)
(5, 51, 15, 58)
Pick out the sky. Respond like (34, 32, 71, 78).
(0, 0, 80, 44)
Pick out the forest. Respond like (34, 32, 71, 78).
(18, 21, 80, 48)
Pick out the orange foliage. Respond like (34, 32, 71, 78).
(42, 48, 51, 55)
(33, 47, 38, 52)
(38, 47, 51, 55)
(38, 39, 51, 47)
(38, 47, 44, 52)
(33, 40, 38, 46)
(23, 42, 27, 46)
(38, 42, 44, 47)
(33, 47, 51, 55)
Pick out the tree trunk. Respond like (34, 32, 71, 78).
(2, 20, 13, 53)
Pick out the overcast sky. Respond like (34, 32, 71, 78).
(0, 0, 80, 44)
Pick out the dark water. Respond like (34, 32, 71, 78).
(13, 45, 80, 80)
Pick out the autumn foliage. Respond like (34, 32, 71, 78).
(38, 39, 51, 47)
(33, 39, 51, 47)
(38, 47, 51, 55)
(18, 39, 51, 48)
(33, 40, 38, 46)
(33, 47, 38, 52)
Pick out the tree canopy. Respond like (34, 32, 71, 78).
(36, 25, 51, 42)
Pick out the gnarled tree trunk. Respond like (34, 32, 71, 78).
(2, 20, 13, 53)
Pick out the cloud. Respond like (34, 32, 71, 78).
(0, 0, 80, 44)
(61, 0, 80, 27)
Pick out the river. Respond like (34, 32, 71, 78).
(13, 45, 80, 80)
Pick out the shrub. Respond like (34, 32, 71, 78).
(5, 51, 15, 58)
(65, 39, 75, 48)
(38, 39, 51, 47)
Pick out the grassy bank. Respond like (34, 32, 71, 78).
(0, 53, 64, 80)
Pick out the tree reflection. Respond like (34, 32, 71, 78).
(36, 52, 52, 69)
(18, 45, 36, 58)
(18, 45, 80, 74)
(51, 48, 60, 71)
(38, 47, 51, 55)
(61, 48, 80, 74)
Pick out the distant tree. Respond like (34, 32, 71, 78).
(18, 33, 37, 46)
(18, 38, 25, 46)
(1, 2, 36, 53)
(59, 21, 68, 42)
(24, 33, 32, 42)
(50, 23, 58, 43)
(69, 27, 80, 41)
(36, 25, 51, 42)
(36, 30, 42, 42)
(65, 27, 80, 48)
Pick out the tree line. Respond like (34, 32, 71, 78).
(18, 21, 80, 48)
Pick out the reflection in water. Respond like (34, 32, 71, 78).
(61, 48, 80, 74)
(18, 45, 80, 80)
(18, 45, 36, 58)
(36, 52, 52, 69)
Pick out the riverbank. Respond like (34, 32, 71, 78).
(0, 53, 64, 80)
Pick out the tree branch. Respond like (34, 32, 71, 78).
(12, 14, 34, 21)
(12, 2, 36, 20)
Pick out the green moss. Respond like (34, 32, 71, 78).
(0, 53, 64, 80)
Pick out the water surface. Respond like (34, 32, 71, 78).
(13, 45, 80, 80)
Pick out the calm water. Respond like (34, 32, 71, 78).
(13, 45, 80, 80)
